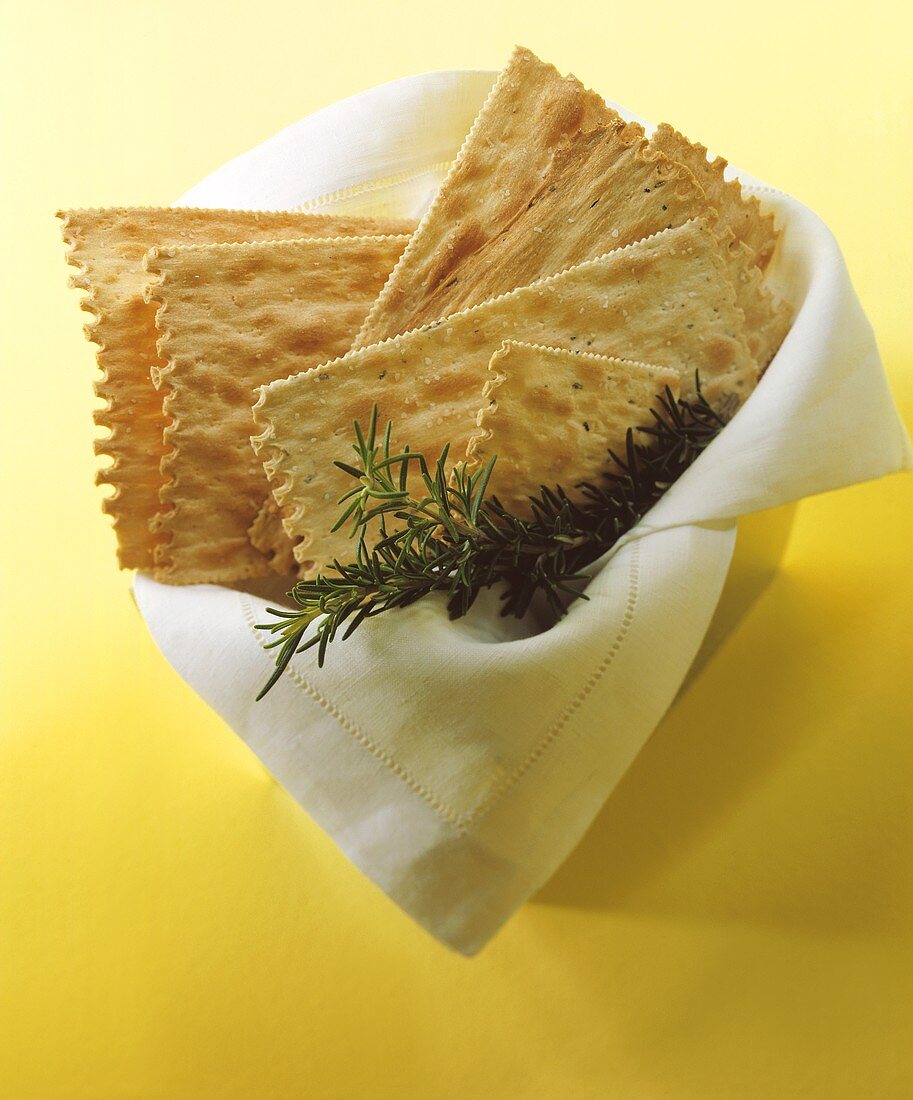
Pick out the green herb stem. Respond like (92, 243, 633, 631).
(254, 382, 726, 699)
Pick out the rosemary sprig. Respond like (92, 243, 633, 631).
(254, 383, 726, 699)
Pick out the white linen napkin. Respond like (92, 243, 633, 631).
(135, 70, 912, 954)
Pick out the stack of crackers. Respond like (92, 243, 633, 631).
(60, 46, 791, 586)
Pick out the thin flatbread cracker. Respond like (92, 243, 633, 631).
(649, 123, 779, 269)
(393, 121, 711, 331)
(253, 218, 754, 575)
(467, 341, 680, 515)
(352, 45, 616, 348)
(248, 496, 298, 576)
(718, 232, 793, 370)
(58, 206, 415, 569)
(145, 233, 410, 585)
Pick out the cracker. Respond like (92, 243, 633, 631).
(394, 122, 712, 330)
(248, 496, 298, 577)
(649, 123, 779, 268)
(352, 45, 617, 348)
(145, 233, 410, 585)
(58, 206, 416, 569)
(253, 218, 754, 575)
(467, 341, 680, 515)
(718, 231, 793, 370)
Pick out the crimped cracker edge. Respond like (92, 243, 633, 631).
(143, 231, 411, 267)
(57, 209, 140, 564)
(296, 161, 453, 213)
(650, 125, 780, 266)
(56, 203, 414, 221)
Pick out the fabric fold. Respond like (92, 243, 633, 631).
(135, 70, 910, 953)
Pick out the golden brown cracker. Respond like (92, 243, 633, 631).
(145, 233, 410, 585)
(253, 219, 754, 575)
(352, 45, 617, 348)
(396, 122, 710, 330)
(467, 342, 680, 515)
(58, 206, 415, 569)
(248, 497, 299, 577)
(649, 123, 779, 268)
(718, 231, 793, 370)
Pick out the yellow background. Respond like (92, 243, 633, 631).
(1, 1, 911, 1095)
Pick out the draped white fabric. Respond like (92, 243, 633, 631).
(135, 71, 912, 954)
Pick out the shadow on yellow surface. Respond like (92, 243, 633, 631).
(3, 3, 913, 1094)
(536, 513, 910, 938)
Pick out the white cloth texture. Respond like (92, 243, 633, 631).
(135, 70, 912, 954)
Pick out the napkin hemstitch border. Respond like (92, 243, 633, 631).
(237, 542, 641, 832)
